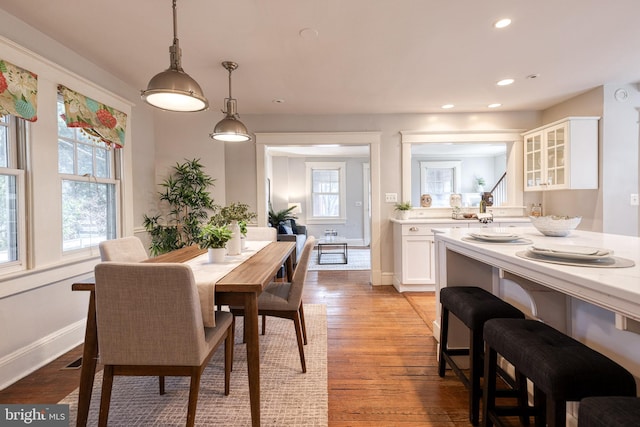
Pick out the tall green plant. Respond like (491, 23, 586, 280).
(143, 158, 219, 256)
(268, 203, 298, 228)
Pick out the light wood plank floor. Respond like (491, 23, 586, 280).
(0, 270, 473, 426)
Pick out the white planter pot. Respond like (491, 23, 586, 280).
(208, 247, 226, 263)
(227, 220, 242, 255)
(397, 210, 411, 220)
(241, 236, 246, 251)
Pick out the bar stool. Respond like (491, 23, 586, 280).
(439, 286, 526, 425)
(578, 396, 640, 427)
(482, 318, 637, 427)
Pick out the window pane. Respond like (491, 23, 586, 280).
(56, 101, 75, 139)
(58, 139, 74, 174)
(62, 180, 116, 251)
(313, 194, 339, 217)
(0, 174, 18, 263)
(77, 144, 93, 176)
(312, 170, 339, 193)
(95, 147, 109, 178)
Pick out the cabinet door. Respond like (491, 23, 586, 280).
(544, 123, 567, 189)
(524, 131, 544, 190)
(402, 235, 434, 284)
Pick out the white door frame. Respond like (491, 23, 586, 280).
(255, 132, 382, 285)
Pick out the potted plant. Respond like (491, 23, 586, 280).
(220, 202, 257, 255)
(394, 201, 412, 220)
(268, 204, 298, 228)
(475, 176, 486, 192)
(143, 158, 219, 256)
(198, 223, 233, 263)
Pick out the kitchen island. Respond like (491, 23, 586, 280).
(433, 227, 640, 387)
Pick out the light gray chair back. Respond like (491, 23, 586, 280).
(287, 236, 315, 307)
(94, 262, 210, 366)
(245, 227, 277, 242)
(99, 236, 148, 262)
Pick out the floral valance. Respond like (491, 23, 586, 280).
(58, 84, 127, 148)
(0, 58, 38, 122)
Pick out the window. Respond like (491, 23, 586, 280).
(57, 98, 117, 252)
(0, 115, 26, 271)
(306, 162, 346, 223)
(420, 161, 461, 208)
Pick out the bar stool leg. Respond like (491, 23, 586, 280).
(470, 328, 483, 425)
(482, 345, 498, 427)
(533, 386, 546, 427)
(438, 306, 449, 377)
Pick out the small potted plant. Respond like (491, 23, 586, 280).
(198, 223, 233, 263)
(394, 201, 412, 220)
(220, 202, 257, 255)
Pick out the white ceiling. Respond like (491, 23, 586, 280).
(2, 1, 640, 116)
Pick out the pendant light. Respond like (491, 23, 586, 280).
(141, 0, 208, 112)
(209, 61, 252, 142)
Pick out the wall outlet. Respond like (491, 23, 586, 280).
(631, 194, 639, 206)
(385, 193, 398, 203)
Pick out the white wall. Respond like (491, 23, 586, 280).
(0, 9, 157, 388)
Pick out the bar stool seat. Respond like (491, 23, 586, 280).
(578, 396, 640, 427)
(483, 319, 637, 427)
(439, 286, 525, 425)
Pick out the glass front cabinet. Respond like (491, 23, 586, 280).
(523, 117, 599, 191)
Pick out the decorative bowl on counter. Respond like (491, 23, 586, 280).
(530, 215, 582, 237)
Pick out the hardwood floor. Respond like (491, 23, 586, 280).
(0, 270, 471, 426)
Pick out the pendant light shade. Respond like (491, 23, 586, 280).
(141, 0, 208, 112)
(210, 61, 251, 142)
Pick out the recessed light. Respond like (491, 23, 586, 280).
(441, 104, 454, 109)
(526, 73, 540, 80)
(272, 98, 285, 104)
(488, 103, 502, 108)
(299, 28, 319, 40)
(497, 78, 514, 86)
(494, 18, 512, 29)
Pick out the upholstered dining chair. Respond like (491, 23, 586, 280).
(94, 262, 234, 427)
(244, 226, 277, 242)
(233, 236, 315, 373)
(98, 236, 148, 262)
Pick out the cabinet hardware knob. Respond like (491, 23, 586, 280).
(409, 227, 419, 231)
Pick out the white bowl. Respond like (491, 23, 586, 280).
(530, 215, 582, 237)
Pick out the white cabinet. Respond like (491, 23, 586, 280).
(523, 117, 599, 191)
(393, 222, 467, 292)
(393, 219, 531, 292)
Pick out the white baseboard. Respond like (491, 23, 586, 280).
(0, 320, 85, 390)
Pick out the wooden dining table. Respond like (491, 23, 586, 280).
(72, 241, 296, 427)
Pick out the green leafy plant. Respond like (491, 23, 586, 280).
(198, 223, 233, 249)
(475, 177, 486, 187)
(239, 220, 248, 237)
(143, 158, 219, 256)
(268, 204, 298, 228)
(220, 202, 257, 223)
(394, 201, 412, 211)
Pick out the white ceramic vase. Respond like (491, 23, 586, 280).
(227, 220, 242, 255)
(208, 247, 226, 263)
(398, 210, 410, 220)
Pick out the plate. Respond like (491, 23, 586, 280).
(468, 232, 521, 242)
(529, 244, 612, 260)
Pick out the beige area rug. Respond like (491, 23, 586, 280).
(60, 304, 328, 426)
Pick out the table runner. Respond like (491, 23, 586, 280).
(185, 240, 271, 327)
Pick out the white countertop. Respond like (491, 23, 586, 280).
(390, 216, 531, 225)
(434, 228, 640, 320)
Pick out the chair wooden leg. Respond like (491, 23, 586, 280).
(98, 365, 114, 427)
(230, 316, 235, 372)
(159, 376, 165, 395)
(224, 328, 232, 396)
(469, 328, 482, 426)
(299, 302, 308, 345)
(262, 314, 266, 335)
(293, 311, 307, 373)
(186, 370, 202, 427)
